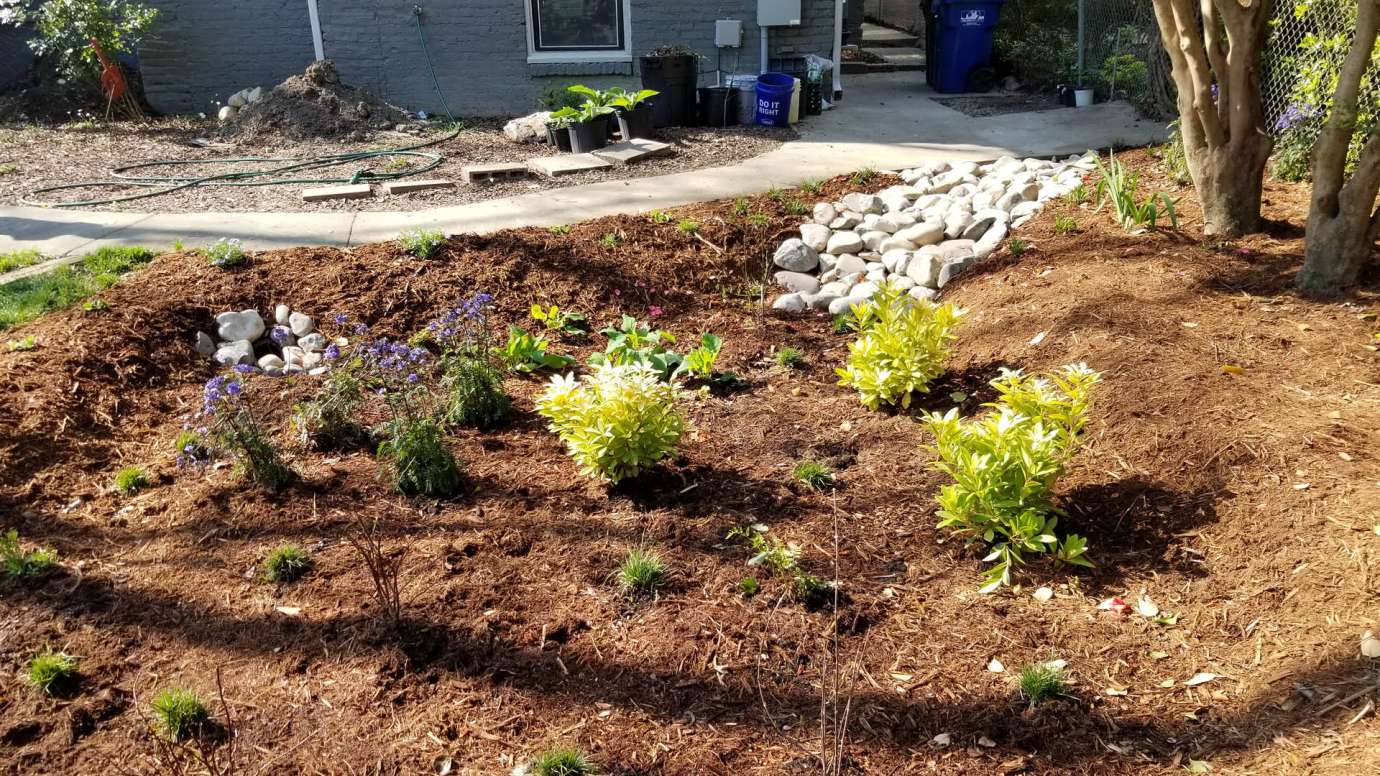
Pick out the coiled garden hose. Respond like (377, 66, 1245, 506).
(21, 8, 459, 209)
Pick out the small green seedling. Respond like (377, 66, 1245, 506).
(7, 335, 37, 351)
(617, 548, 667, 597)
(1017, 663, 1068, 707)
(792, 459, 836, 491)
(784, 199, 810, 216)
(1007, 237, 1029, 256)
(205, 238, 245, 268)
(598, 232, 620, 248)
(263, 544, 312, 582)
(1052, 216, 1078, 235)
(1065, 182, 1091, 205)
(25, 649, 78, 695)
(1, 530, 56, 578)
(732, 198, 751, 216)
(648, 209, 673, 224)
(113, 465, 150, 495)
(677, 218, 700, 234)
(775, 346, 805, 369)
(746, 213, 771, 229)
(399, 228, 446, 259)
(799, 179, 822, 194)
(547, 224, 572, 235)
(151, 687, 209, 741)
(532, 747, 596, 776)
(530, 304, 587, 334)
(82, 298, 109, 312)
(767, 186, 784, 202)
(736, 577, 760, 597)
(498, 325, 577, 373)
(850, 167, 877, 185)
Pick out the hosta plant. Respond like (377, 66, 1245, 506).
(498, 325, 576, 373)
(536, 362, 684, 483)
(587, 315, 681, 379)
(922, 364, 1101, 592)
(836, 283, 964, 410)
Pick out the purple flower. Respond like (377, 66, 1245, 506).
(1274, 102, 1319, 132)
(332, 313, 349, 325)
(270, 326, 292, 344)
(406, 373, 420, 383)
(324, 344, 341, 361)
(232, 363, 257, 375)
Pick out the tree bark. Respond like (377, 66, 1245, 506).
(1150, 0, 1275, 237)
(1295, 0, 1380, 296)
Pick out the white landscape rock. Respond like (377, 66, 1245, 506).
(298, 333, 327, 352)
(773, 238, 820, 272)
(214, 340, 255, 367)
(812, 202, 838, 225)
(288, 311, 315, 338)
(826, 231, 865, 255)
(503, 111, 552, 144)
(906, 253, 944, 288)
(799, 223, 832, 253)
(772, 293, 807, 312)
(897, 221, 944, 247)
(841, 192, 883, 215)
(775, 270, 821, 294)
(194, 331, 216, 357)
(216, 310, 265, 342)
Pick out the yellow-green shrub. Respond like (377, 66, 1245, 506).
(536, 362, 684, 482)
(923, 364, 1101, 592)
(836, 283, 964, 410)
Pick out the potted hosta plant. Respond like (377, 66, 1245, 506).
(546, 113, 573, 152)
(552, 85, 615, 153)
(607, 87, 660, 140)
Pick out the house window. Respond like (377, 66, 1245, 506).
(527, 0, 631, 62)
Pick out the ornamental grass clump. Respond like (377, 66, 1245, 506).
(113, 465, 149, 495)
(2, 529, 56, 578)
(263, 544, 312, 582)
(532, 747, 596, 776)
(836, 283, 964, 410)
(201, 368, 295, 487)
(150, 687, 209, 741)
(25, 649, 78, 695)
(922, 364, 1101, 592)
(360, 337, 463, 497)
(536, 362, 684, 483)
(1017, 662, 1068, 707)
(616, 548, 667, 597)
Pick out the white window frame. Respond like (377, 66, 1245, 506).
(525, 0, 633, 64)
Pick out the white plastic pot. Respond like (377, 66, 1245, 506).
(1075, 88, 1095, 108)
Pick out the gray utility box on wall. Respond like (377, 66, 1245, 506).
(757, 0, 802, 26)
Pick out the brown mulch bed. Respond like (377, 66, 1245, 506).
(2, 154, 1379, 775)
(0, 119, 795, 214)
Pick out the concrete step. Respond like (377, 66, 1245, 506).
(861, 21, 920, 48)
(843, 47, 926, 74)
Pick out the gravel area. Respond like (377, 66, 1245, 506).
(932, 93, 1066, 117)
(0, 117, 795, 213)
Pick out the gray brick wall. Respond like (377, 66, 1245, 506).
(139, 0, 838, 117)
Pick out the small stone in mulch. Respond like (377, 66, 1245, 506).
(461, 163, 531, 184)
(382, 179, 457, 195)
(301, 184, 373, 202)
(527, 153, 614, 178)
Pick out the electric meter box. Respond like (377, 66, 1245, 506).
(715, 19, 743, 47)
(757, 0, 801, 26)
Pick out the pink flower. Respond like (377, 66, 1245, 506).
(613, 289, 621, 297)
(648, 305, 663, 318)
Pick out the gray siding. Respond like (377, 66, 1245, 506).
(864, 0, 924, 34)
(139, 0, 837, 117)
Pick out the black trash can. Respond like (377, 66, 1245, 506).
(640, 54, 698, 127)
(697, 86, 740, 127)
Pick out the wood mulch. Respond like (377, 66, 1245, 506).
(1, 153, 1378, 774)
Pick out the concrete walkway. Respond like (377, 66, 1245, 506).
(0, 71, 1165, 271)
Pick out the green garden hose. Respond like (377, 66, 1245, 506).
(22, 9, 458, 209)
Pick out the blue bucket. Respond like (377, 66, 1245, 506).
(755, 73, 794, 127)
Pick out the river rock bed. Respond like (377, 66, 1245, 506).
(193, 305, 342, 376)
(771, 152, 1096, 313)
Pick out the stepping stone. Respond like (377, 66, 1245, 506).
(382, 178, 456, 194)
(527, 153, 614, 178)
(301, 184, 373, 202)
(591, 139, 674, 165)
(461, 163, 531, 184)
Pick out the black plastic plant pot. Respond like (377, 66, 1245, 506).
(640, 54, 698, 128)
(547, 123, 572, 152)
(697, 87, 739, 128)
(568, 116, 610, 153)
(617, 104, 656, 140)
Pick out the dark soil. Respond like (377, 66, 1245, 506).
(933, 93, 1066, 117)
(216, 60, 413, 142)
(1, 155, 1378, 775)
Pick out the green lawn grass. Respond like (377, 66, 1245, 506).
(0, 246, 155, 331)
(0, 250, 44, 274)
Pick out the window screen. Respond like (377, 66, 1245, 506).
(532, 0, 625, 51)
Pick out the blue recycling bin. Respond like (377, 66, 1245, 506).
(930, 0, 1005, 94)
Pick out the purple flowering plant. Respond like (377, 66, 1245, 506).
(200, 369, 294, 486)
(425, 292, 495, 358)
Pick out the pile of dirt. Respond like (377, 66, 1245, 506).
(215, 60, 415, 141)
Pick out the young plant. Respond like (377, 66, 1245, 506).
(1007, 237, 1030, 256)
(441, 355, 511, 429)
(346, 517, 405, 627)
(1065, 183, 1091, 206)
(617, 548, 667, 597)
(25, 649, 78, 695)
(1093, 153, 1179, 230)
(746, 213, 771, 229)
(530, 303, 587, 334)
(151, 687, 209, 741)
(293, 352, 368, 449)
(679, 333, 722, 379)
(263, 544, 312, 582)
(398, 228, 446, 259)
(767, 186, 784, 202)
(1052, 215, 1079, 234)
(532, 748, 596, 776)
(606, 86, 659, 110)
(204, 238, 245, 268)
(113, 465, 149, 495)
(588, 315, 682, 379)
(732, 198, 751, 217)
(498, 325, 576, 373)
(775, 346, 805, 369)
(536, 362, 684, 483)
(1017, 662, 1068, 707)
(922, 364, 1102, 592)
(7, 335, 37, 351)
(784, 198, 810, 216)
(799, 179, 822, 194)
(2, 529, 56, 578)
(836, 283, 964, 410)
(598, 232, 620, 248)
(792, 459, 836, 491)
(736, 577, 760, 597)
(676, 218, 700, 234)
(360, 338, 463, 497)
(850, 167, 877, 185)
(201, 369, 295, 487)
(727, 525, 831, 605)
(547, 224, 571, 235)
(648, 209, 673, 224)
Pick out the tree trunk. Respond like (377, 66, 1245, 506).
(1296, 204, 1379, 295)
(1188, 131, 1273, 237)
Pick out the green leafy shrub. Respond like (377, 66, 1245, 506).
(2, 529, 56, 578)
(1093, 153, 1178, 230)
(922, 364, 1101, 592)
(775, 346, 805, 369)
(25, 649, 78, 695)
(263, 544, 312, 582)
(398, 228, 445, 259)
(355, 335, 463, 497)
(441, 355, 511, 429)
(1098, 54, 1151, 115)
(204, 238, 245, 268)
(536, 362, 684, 482)
(498, 325, 576, 373)
(532, 748, 596, 776)
(617, 548, 666, 596)
(836, 283, 964, 410)
(1018, 662, 1068, 706)
(587, 316, 681, 379)
(201, 371, 295, 487)
(995, 21, 1077, 91)
(792, 459, 836, 491)
(113, 465, 149, 495)
(150, 687, 209, 741)
(5, 0, 160, 84)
